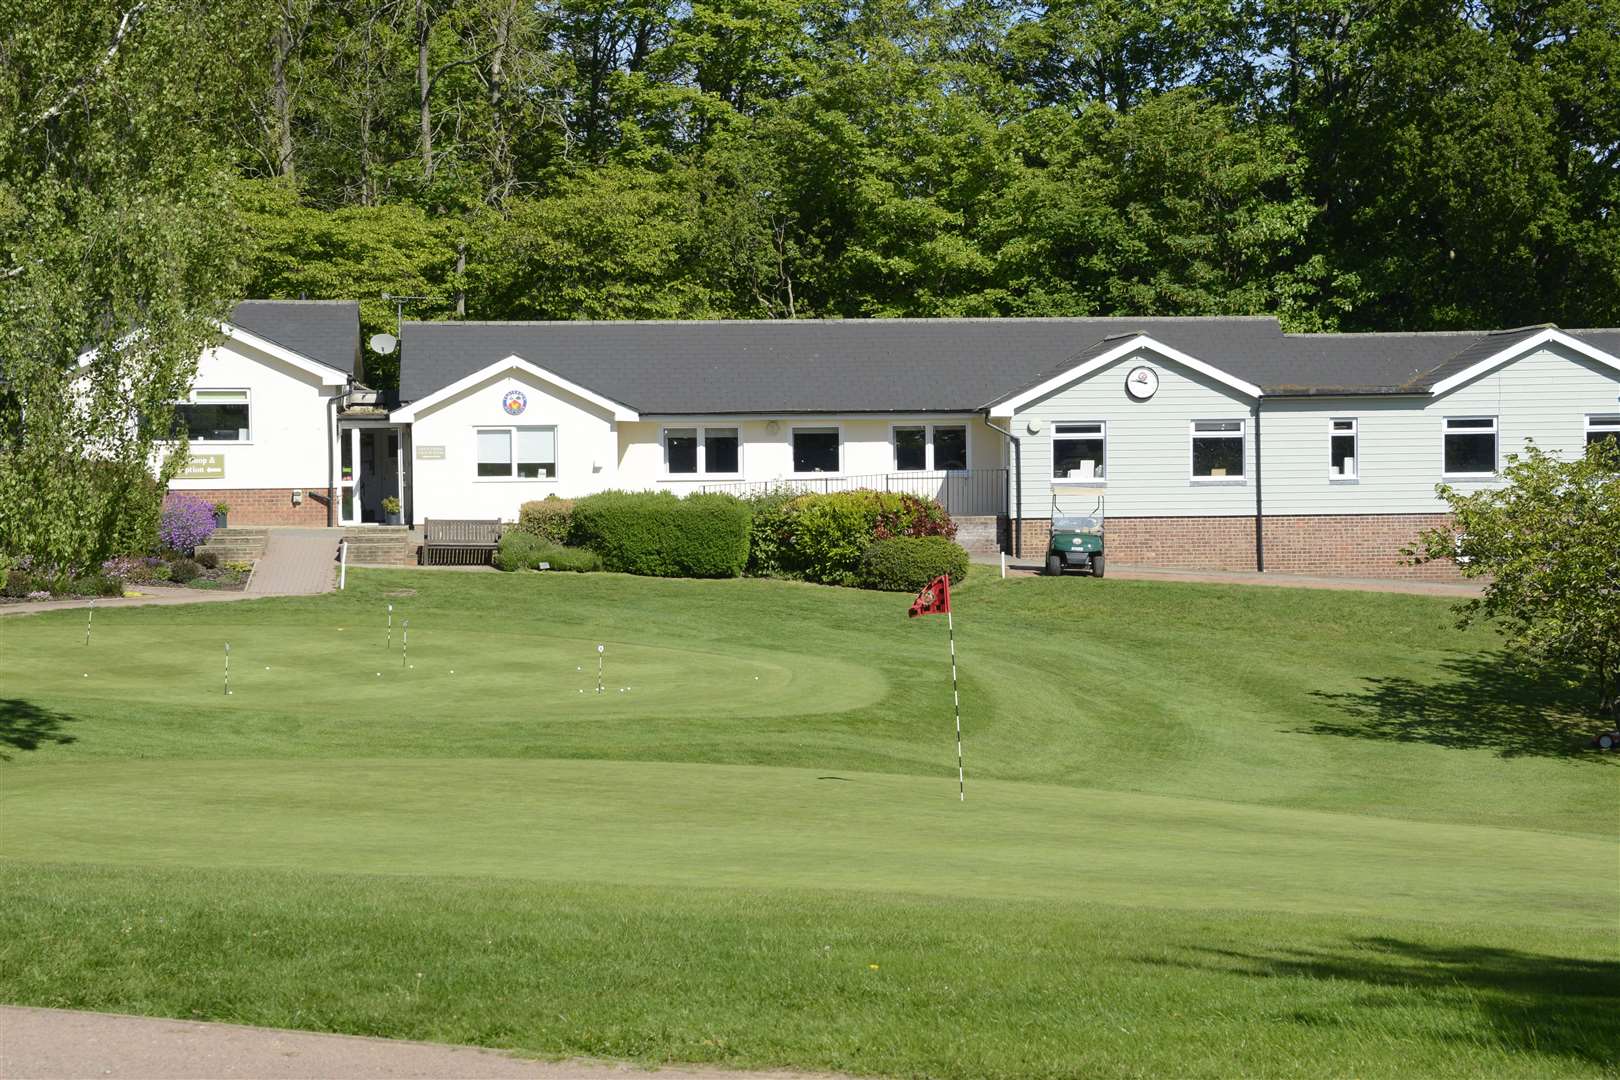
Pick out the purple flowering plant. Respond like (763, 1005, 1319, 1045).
(159, 496, 216, 552)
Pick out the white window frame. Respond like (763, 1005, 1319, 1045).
(1442, 416, 1498, 479)
(175, 387, 252, 445)
(1586, 413, 1620, 447)
(1329, 417, 1358, 481)
(661, 425, 743, 479)
(790, 425, 844, 477)
(474, 424, 559, 483)
(1189, 419, 1247, 484)
(1051, 421, 1107, 485)
(890, 422, 972, 472)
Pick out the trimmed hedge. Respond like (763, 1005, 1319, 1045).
(766, 490, 957, 586)
(517, 497, 575, 545)
(570, 491, 751, 578)
(857, 536, 971, 592)
(494, 530, 602, 573)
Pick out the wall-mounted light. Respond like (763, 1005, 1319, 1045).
(1025, 418, 1044, 436)
(291, 489, 304, 506)
(765, 420, 780, 435)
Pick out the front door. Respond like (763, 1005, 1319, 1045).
(339, 426, 360, 525)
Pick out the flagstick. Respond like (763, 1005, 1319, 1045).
(948, 610, 963, 801)
(402, 619, 409, 668)
(84, 600, 94, 646)
(596, 644, 605, 694)
(224, 642, 231, 695)
(386, 603, 393, 650)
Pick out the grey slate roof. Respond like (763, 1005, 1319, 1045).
(398, 316, 1620, 412)
(230, 300, 360, 377)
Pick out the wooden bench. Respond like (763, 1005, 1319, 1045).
(422, 518, 502, 566)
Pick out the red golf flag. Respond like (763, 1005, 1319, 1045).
(908, 574, 951, 618)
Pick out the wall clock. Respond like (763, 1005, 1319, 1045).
(1125, 365, 1159, 400)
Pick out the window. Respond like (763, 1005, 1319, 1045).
(893, 424, 969, 471)
(476, 426, 556, 479)
(934, 426, 968, 470)
(792, 427, 840, 473)
(1587, 414, 1620, 450)
(476, 429, 512, 477)
(1191, 420, 1245, 480)
(895, 426, 927, 470)
(665, 428, 698, 474)
(706, 428, 740, 473)
(1330, 418, 1358, 479)
(1443, 417, 1497, 476)
(174, 389, 250, 442)
(516, 427, 556, 478)
(663, 426, 740, 475)
(1053, 422, 1106, 481)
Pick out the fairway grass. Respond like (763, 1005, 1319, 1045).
(2, 569, 1617, 1077)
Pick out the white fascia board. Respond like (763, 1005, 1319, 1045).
(219, 322, 349, 386)
(1427, 328, 1620, 396)
(390, 354, 639, 423)
(986, 334, 1261, 417)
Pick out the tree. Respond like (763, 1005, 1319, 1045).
(0, 0, 245, 571)
(1410, 441, 1620, 722)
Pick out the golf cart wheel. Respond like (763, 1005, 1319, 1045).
(1045, 554, 1064, 576)
(1091, 553, 1106, 579)
(1602, 733, 1615, 750)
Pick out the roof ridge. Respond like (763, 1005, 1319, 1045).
(402, 315, 1283, 328)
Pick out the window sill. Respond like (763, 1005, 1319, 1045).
(1328, 477, 1360, 485)
(661, 474, 745, 482)
(1052, 478, 1106, 486)
(474, 476, 560, 484)
(1189, 478, 1247, 486)
(1441, 474, 1498, 482)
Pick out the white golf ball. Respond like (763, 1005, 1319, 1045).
(376, 672, 382, 677)
(576, 666, 581, 671)
(450, 670, 455, 675)
(265, 666, 271, 670)
(409, 664, 415, 669)
(83, 673, 88, 678)
(578, 689, 584, 694)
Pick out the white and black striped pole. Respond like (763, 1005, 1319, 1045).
(224, 642, 231, 696)
(386, 603, 393, 650)
(402, 619, 409, 668)
(84, 600, 94, 646)
(596, 643, 605, 694)
(948, 610, 964, 801)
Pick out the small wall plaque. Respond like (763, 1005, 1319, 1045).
(177, 453, 225, 479)
(415, 445, 446, 460)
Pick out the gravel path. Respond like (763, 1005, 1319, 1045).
(0, 1007, 844, 1080)
(981, 557, 1483, 596)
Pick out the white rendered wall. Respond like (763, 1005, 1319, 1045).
(406, 370, 620, 524)
(166, 339, 339, 492)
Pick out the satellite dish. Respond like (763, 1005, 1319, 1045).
(368, 332, 398, 355)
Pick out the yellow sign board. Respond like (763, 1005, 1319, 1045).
(177, 453, 225, 480)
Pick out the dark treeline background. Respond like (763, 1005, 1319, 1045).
(215, 1, 1617, 385)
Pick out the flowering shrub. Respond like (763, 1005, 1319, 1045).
(159, 496, 216, 552)
(101, 555, 164, 582)
(26, 590, 50, 601)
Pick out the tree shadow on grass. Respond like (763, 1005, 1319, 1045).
(1143, 937, 1620, 1067)
(1304, 651, 1607, 760)
(0, 698, 77, 760)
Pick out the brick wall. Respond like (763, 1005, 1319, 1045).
(1007, 512, 1461, 579)
(170, 487, 333, 526)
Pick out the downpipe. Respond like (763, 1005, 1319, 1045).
(985, 415, 1022, 558)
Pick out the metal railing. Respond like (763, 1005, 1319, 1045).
(694, 468, 1008, 517)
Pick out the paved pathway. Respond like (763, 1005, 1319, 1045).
(246, 528, 339, 596)
(982, 557, 1483, 597)
(0, 1006, 841, 1080)
(0, 586, 253, 618)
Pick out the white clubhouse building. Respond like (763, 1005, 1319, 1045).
(169, 302, 1620, 576)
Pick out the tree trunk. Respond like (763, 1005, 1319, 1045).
(269, 1, 299, 181)
(417, 0, 434, 181)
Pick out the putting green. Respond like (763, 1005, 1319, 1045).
(2, 758, 1609, 929)
(9, 615, 884, 720)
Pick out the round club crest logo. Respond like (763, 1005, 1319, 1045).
(502, 390, 527, 416)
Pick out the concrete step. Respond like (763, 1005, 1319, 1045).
(339, 529, 416, 566)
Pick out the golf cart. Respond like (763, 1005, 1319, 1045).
(1045, 495, 1105, 578)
